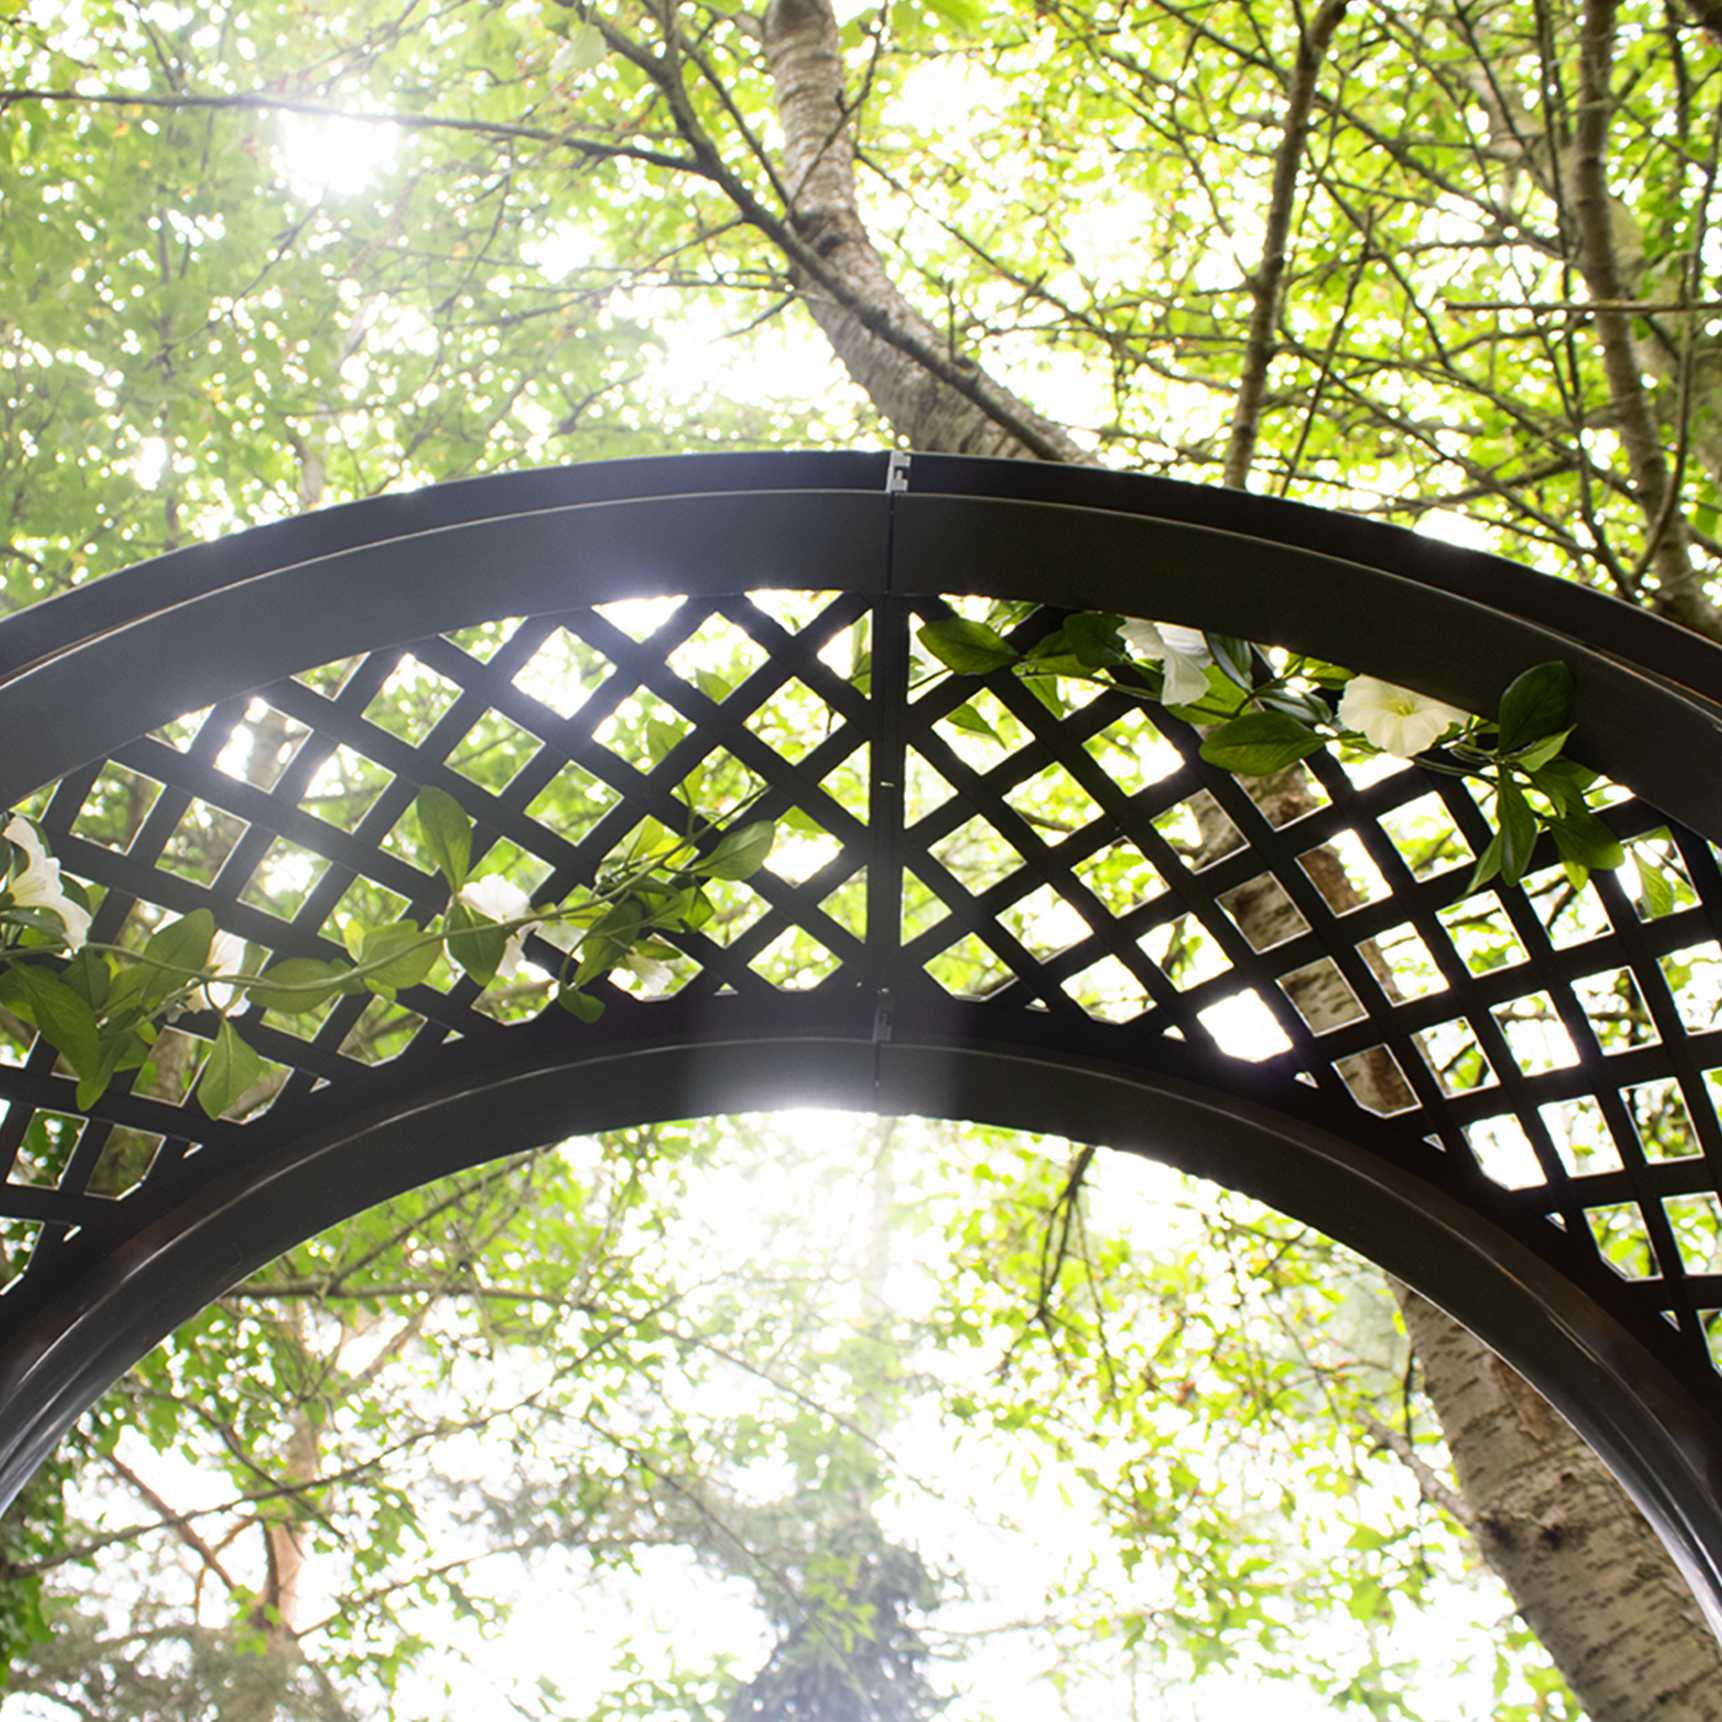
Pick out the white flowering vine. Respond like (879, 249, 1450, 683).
(2, 816, 91, 952)
(1118, 620, 1210, 707)
(916, 606, 1637, 905)
(0, 790, 776, 1118)
(1336, 677, 1466, 758)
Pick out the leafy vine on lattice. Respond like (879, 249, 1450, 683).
(915, 609, 1654, 891)
(0, 788, 775, 1117)
(0, 608, 1673, 1122)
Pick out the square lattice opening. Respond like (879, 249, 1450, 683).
(1539, 1095, 1625, 1177)
(1075, 840, 1169, 921)
(299, 743, 394, 834)
(70, 761, 162, 853)
(215, 701, 312, 791)
(511, 627, 614, 723)
(1625, 1078, 1704, 1162)
(1570, 966, 1660, 1055)
(363, 654, 464, 746)
(1219, 873, 1309, 953)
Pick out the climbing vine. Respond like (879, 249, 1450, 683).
(0, 788, 776, 1117)
(918, 611, 1651, 897)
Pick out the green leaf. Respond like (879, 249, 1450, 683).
(0, 907, 72, 941)
(9, 964, 102, 1082)
(694, 668, 732, 704)
(1511, 726, 1572, 774)
(590, 897, 651, 947)
(613, 816, 676, 870)
(415, 787, 472, 891)
(558, 988, 605, 1022)
(445, 900, 508, 987)
(77, 1034, 129, 1110)
(692, 821, 775, 881)
(1198, 712, 1327, 775)
(917, 617, 1019, 675)
(103, 963, 155, 1026)
(573, 938, 619, 988)
(1637, 854, 1676, 918)
(1205, 633, 1255, 689)
(113, 1028, 154, 1070)
(1017, 650, 1089, 677)
(1496, 777, 1537, 884)
(1299, 659, 1356, 687)
(246, 957, 359, 1016)
(562, 19, 606, 69)
(924, 0, 983, 30)
(646, 716, 684, 762)
(197, 1018, 267, 1119)
(1056, 612, 1123, 669)
(1465, 830, 1505, 895)
(1021, 673, 1064, 718)
(1532, 756, 1598, 802)
(945, 700, 1001, 742)
(141, 909, 215, 1007)
(1549, 806, 1625, 874)
(1526, 764, 1576, 817)
(1258, 687, 1330, 727)
(358, 921, 438, 995)
(1496, 661, 1572, 753)
(62, 948, 110, 1012)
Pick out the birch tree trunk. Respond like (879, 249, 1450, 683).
(757, 0, 1722, 1711)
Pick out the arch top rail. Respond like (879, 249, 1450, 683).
(3, 450, 1718, 732)
(2, 451, 1722, 1632)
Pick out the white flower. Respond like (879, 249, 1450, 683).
(620, 950, 672, 997)
(1338, 676, 1467, 758)
(192, 930, 249, 1012)
(1120, 619, 1211, 706)
(2, 816, 91, 952)
(457, 874, 534, 976)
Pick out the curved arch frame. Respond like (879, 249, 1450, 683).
(2, 450, 1721, 1627)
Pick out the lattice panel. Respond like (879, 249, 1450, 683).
(3, 588, 1721, 1395)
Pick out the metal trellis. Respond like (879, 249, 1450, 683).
(1, 451, 1720, 1623)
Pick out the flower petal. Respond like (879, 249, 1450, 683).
(1160, 650, 1212, 707)
(3, 816, 47, 875)
(1120, 618, 1168, 660)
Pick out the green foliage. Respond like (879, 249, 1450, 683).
(0, 788, 777, 1110)
(1199, 710, 1330, 774)
(921, 605, 1621, 894)
(195, 1017, 266, 1119)
(916, 616, 1020, 674)
(0, 1457, 68, 1678)
(414, 787, 472, 891)
(692, 820, 775, 881)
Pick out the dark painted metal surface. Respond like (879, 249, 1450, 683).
(2, 451, 1721, 1625)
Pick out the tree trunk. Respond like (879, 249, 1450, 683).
(757, 1, 1722, 1711)
(1402, 1286, 1722, 1719)
(1569, 0, 1721, 637)
(760, 0, 1081, 462)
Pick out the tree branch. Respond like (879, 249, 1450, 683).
(1570, 0, 1720, 635)
(0, 86, 701, 176)
(1358, 1410, 1477, 1533)
(1222, 0, 1350, 489)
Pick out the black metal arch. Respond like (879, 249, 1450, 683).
(2, 451, 1721, 1625)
